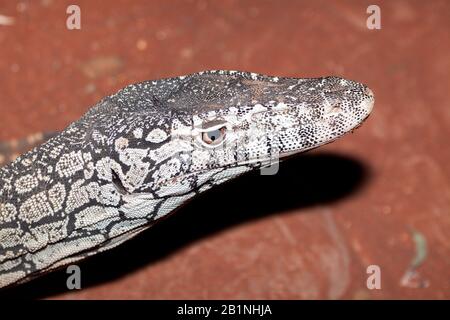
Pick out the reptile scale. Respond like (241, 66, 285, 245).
(0, 70, 374, 288)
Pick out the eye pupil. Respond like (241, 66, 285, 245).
(201, 126, 227, 146)
(208, 130, 219, 141)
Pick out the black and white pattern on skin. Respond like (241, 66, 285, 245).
(0, 70, 374, 288)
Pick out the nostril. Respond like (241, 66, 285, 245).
(111, 169, 128, 195)
(332, 104, 342, 112)
(326, 103, 342, 115)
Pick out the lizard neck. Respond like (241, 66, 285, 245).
(0, 129, 94, 225)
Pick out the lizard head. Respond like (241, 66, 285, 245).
(106, 71, 374, 208)
(0, 71, 374, 288)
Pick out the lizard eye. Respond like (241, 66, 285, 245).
(201, 126, 227, 146)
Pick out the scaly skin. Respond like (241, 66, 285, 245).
(0, 70, 374, 288)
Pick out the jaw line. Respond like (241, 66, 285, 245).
(135, 107, 375, 196)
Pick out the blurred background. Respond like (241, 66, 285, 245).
(0, 0, 449, 299)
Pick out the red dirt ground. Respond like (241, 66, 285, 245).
(0, 0, 449, 299)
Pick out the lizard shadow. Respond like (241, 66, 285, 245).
(1, 151, 371, 299)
